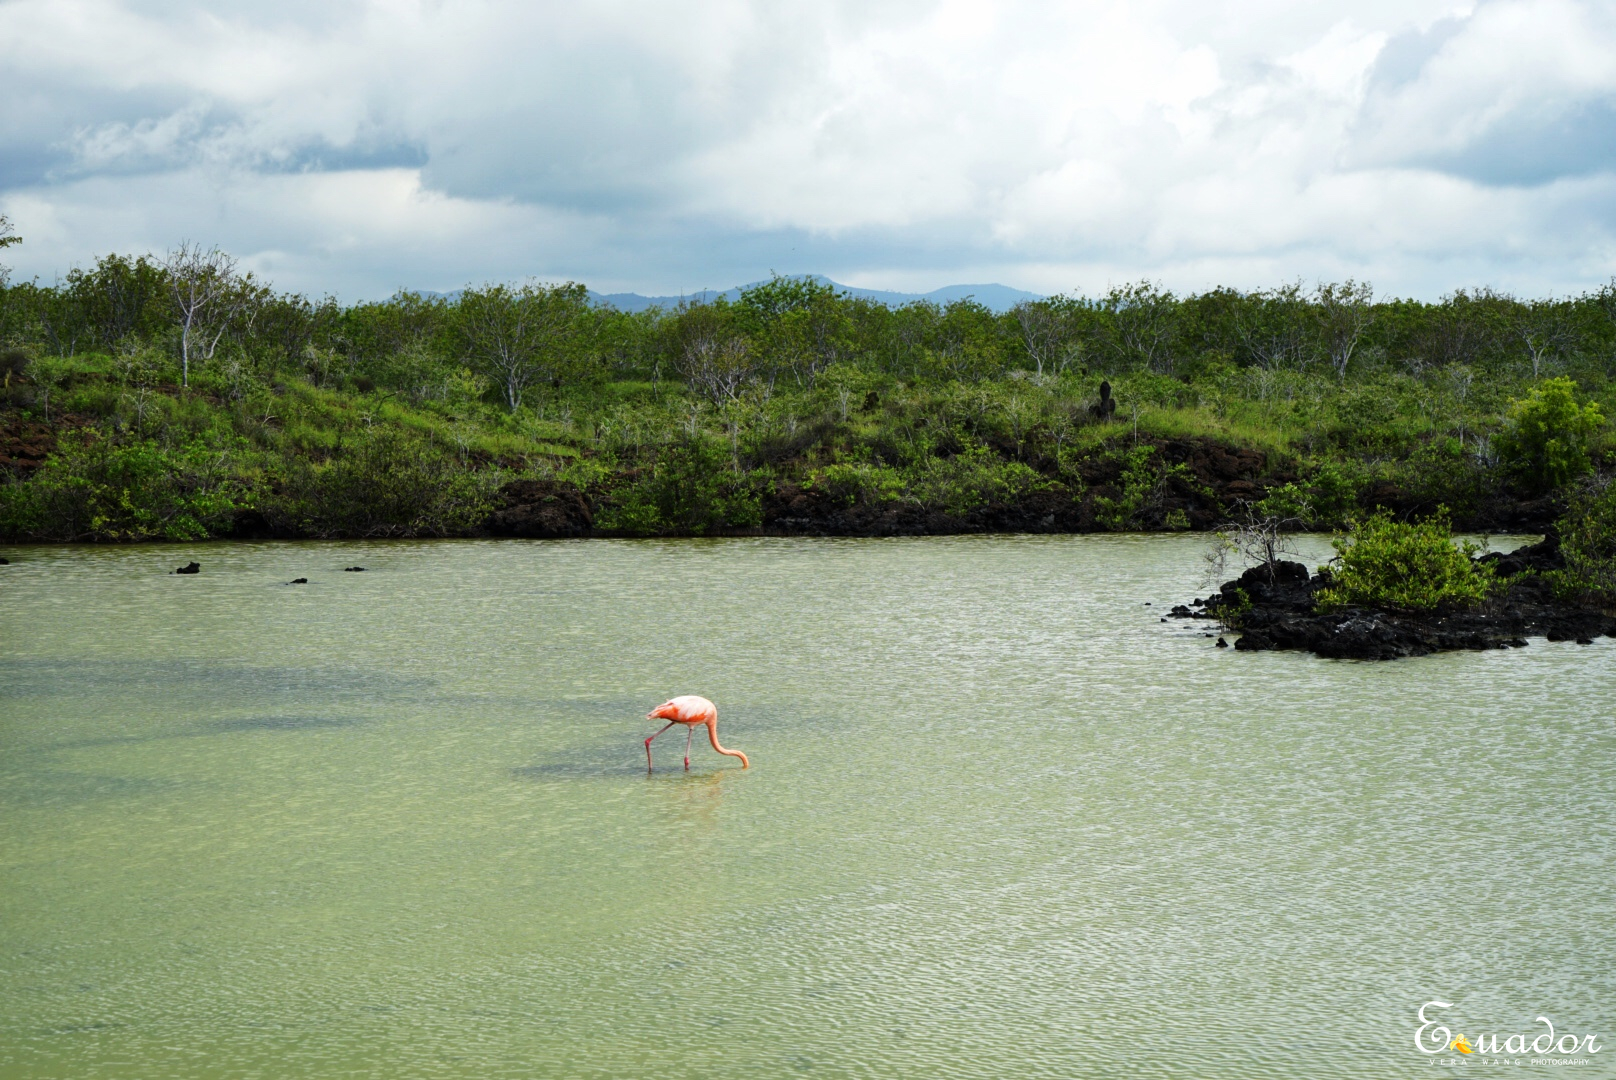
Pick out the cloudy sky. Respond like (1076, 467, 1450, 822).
(2, 0, 1614, 300)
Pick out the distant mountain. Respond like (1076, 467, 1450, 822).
(411, 276, 1043, 313)
(592, 276, 1042, 314)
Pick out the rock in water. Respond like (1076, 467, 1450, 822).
(1234, 630, 1273, 651)
(173, 562, 201, 575)
(288, 577, 308, 584)
(343, 566, 366, 572)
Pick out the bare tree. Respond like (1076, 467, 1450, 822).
(25, 357, 66, 424)
(457, 282, 588, 411)
(1101, 281, 1178, 373)
(678, 332, 754, 405)
(1313, 280, 1374, 380)
(1012, 300, 1063, 377)
(1236, 283, 1311, 370)
(1203, 515, 1304, 590)
(164, 242, 243, 387)
(1511, 298, 1572, 378)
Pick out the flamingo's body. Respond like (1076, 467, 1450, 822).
(645, 695, 749, 772)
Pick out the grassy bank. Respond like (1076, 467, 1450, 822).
(1, 264, 1613, 541)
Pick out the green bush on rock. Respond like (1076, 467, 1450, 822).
(1316, 509, 1495, 614)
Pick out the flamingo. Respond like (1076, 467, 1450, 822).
(645, 695, 749, 772)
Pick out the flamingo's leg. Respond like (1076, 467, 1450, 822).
(685, 725, 693, 771)
(646, 721, 675, 772)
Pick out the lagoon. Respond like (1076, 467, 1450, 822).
(1, 535, 1612, 1078)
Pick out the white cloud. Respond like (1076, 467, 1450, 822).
(1, 0, 1613, 299)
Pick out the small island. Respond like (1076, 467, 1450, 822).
(1175, 493, 1616, 660)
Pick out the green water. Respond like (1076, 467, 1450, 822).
(1, 536, 1612, 1079)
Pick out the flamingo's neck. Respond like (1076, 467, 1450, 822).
(705, 721, 750, 768)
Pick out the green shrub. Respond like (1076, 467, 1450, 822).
(806, 461, 905, 507)
(1324, 384, 1409, 454)
(1316, 509, 1495, 613)
(597, 435, 761, 536)
(906, 446, 1050, 516)
(1494, 377, 1605, 490)
(270, 428, 502, 538)
(1398, 437, 1489, 516)
(1305, 460, 1363, 528)
(1093, 444, 1203, 530)
(1255, 481, 1311, 525)
(1254, 461, 1365, 529)
(0, 432, 247, 541)
(1548, 479, 1616, 604)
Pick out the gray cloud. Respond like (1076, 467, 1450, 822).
(2, 0, 1614, 300)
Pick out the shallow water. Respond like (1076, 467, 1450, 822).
(1, 535, 1612, 1079)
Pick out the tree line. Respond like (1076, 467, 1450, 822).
(4, 230, 1616, 409)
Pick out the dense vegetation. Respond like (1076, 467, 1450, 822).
(1550, 478, 1616, 605)
(1, 226, 1614, 544)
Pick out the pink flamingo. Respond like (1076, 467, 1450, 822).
(645, 695, 749, 772)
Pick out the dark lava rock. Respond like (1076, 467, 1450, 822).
(1090, 380, 1117, 419)
(1577, 637, 1595, 645)
(226, 508, 292, 540)
(288, 577, 308, 584)
(1215, 637, 1228, 648)
(1218, 560, 1314, 610)
(1477, 533, 1564, 577)
(173, 562, 201, 574)
(1192, 539, 1616, 661)
(343, 566, 366, 572)
(0, 557, 9, 565)
(484, 479, 593, 538)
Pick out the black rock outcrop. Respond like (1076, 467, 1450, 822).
(483, 480, 594, 538)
